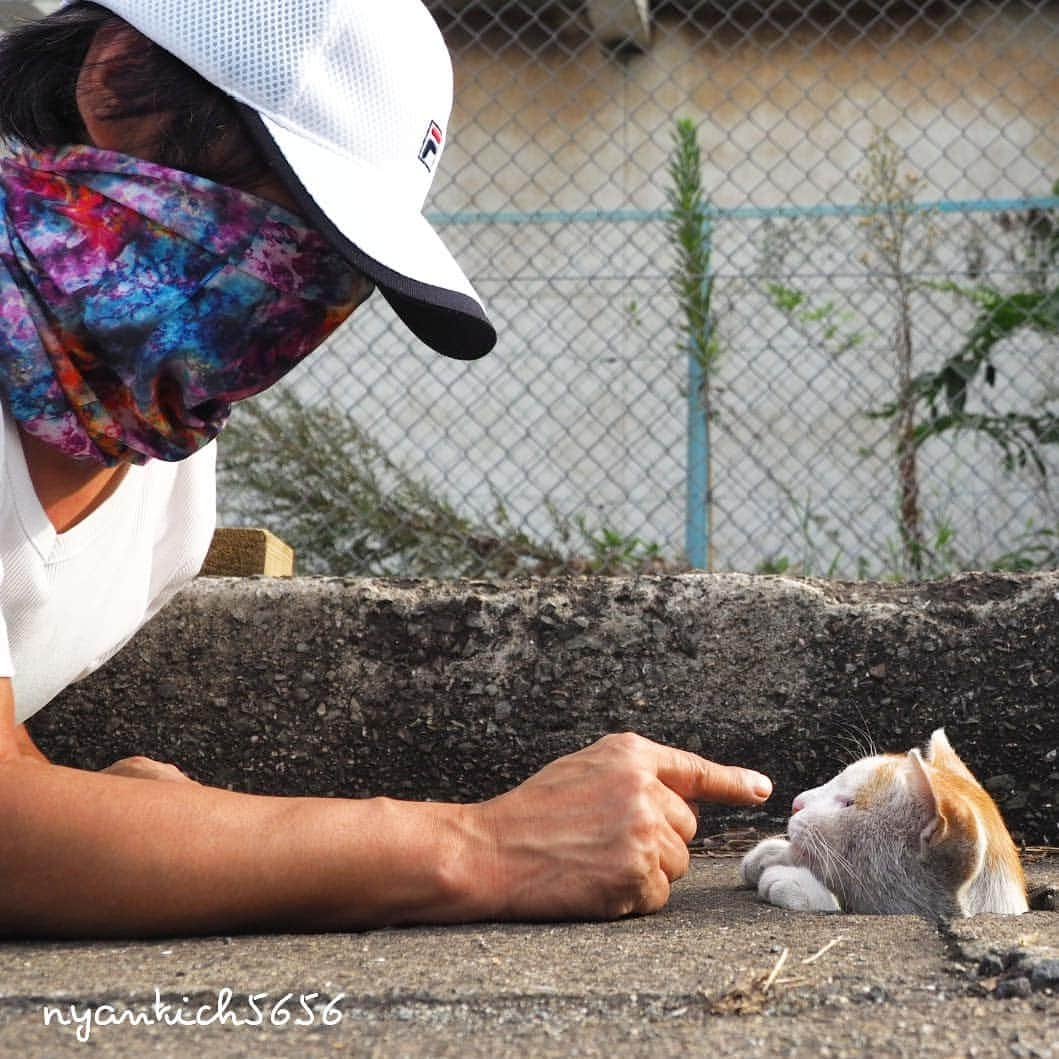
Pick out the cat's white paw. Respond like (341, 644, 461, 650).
(740, 836, 793, 888)
(757, 864, 841, 912)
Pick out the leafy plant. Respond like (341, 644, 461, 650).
(217, 388, 678, 578)
(765, 282, 864, 355)
(989, 524, 1059, 572)
(760, 133, 1058, 578)
(756, 133, 940, 576)
(668, 117, 719, 569)
(668, 117, 720, 379)
(855, 131, 939, 577)
(760, 216, 866, 357)
(576, 521, 666, 574)
(753, 489, 845, 578)
(903, 182, 1059, 476)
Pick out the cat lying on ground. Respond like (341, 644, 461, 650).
(741, 729, 1027, 918)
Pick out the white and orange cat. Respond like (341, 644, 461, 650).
(741, 729, 1027, 917)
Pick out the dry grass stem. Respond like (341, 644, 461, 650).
(762, 947, 790, 991)
(1022, 846, 1059, 862)
(802, 937, 847, 965)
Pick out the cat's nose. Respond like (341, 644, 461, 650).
(791, 794, 806, 815)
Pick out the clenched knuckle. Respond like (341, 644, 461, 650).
(627, 798, 660, 839)
(675, 844, 691, 877)
(615, 835, 658, 883)
(601, 866, 654, 918)
(647, 880, 672, 914)
(615, 759, 656, 792)
(601, 731, 644, 755)
(601, 893, 638, 919)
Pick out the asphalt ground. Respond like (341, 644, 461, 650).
(1, 855, 1055, 1058)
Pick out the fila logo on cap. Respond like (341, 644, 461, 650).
(418, 120, 444, 172)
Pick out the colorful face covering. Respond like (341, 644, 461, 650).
(0, 145, 372, 465)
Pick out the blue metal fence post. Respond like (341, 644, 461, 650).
(685, 215, 713, 570)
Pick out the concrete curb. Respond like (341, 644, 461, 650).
(31, 571, 1059, 843)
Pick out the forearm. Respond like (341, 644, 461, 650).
(0, 759, 485, 938)
(0, 671, 770, 935)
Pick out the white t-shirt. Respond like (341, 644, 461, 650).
(0, 405, 217, 724)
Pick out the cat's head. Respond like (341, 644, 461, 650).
(786, 728, 1026, 917)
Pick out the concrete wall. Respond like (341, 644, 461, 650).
(30, 571, 1059, 846)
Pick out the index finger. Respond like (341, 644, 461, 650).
(652, 743, 773, 806)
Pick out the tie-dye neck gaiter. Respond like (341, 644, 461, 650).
(0, 145, 372, 465)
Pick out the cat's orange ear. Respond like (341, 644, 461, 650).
(907, 748, 948, 850)
(925, 728, 979, 785)
(925, 728, 952, 759)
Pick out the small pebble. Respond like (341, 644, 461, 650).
(994, 976, 1032, 1000)
(1027, 885, 1057, 912)
(1029, 959, 1059, 990)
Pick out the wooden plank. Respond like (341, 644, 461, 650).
(199, 528, 294, 578)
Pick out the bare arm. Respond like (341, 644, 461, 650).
(0, 681, 772, 937)
(0, 679, 480, 937)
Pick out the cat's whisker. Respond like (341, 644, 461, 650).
(832, 734, 862, 767)
(842, 718, 878, 762)
(830, 725, 859, 765)
(805, 828, 836, 875)
(833, 719, 877, 765)
(806, 828, 866, 904)
(851, 710, 879, 759)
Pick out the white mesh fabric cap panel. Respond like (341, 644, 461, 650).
(261, 113, 482, 304)
(92, 0, 454, 234)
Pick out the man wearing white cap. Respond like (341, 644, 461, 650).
(0, 0, 772, 936)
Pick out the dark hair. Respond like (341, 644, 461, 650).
(0, 0, 270, 189)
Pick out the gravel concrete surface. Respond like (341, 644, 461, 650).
(1, 857, 1055, 1058)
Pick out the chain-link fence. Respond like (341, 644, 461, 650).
(218, 1, 1059, 577)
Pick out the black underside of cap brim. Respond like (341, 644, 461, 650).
(238, 107, 497, 361)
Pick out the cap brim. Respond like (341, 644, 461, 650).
(240, 109, 496, 361)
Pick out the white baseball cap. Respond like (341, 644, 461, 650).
(83, 0, 497, 360)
